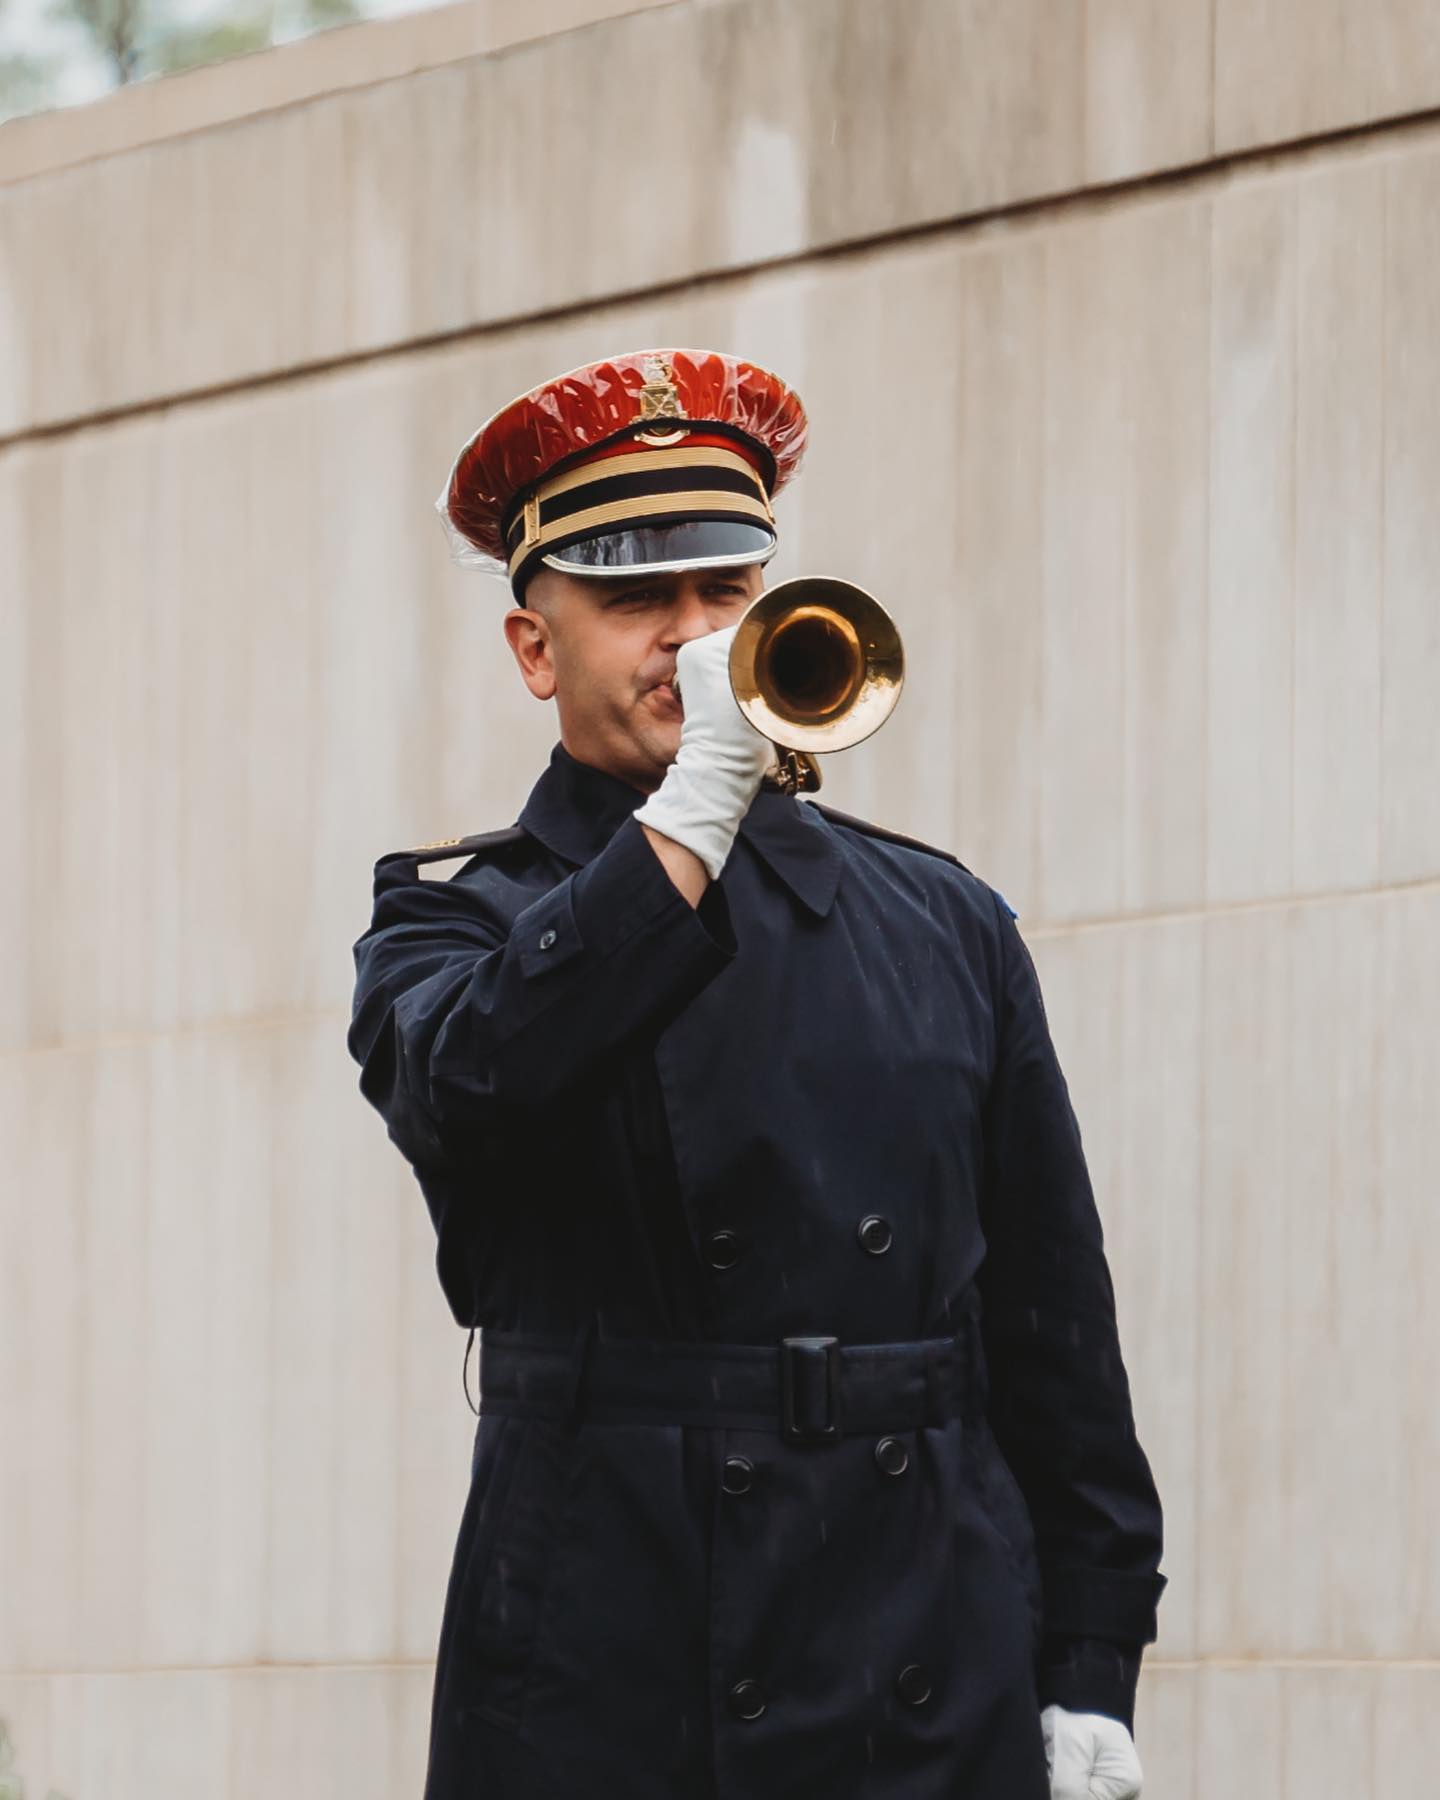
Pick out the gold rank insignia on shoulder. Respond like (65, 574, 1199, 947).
(401, 824, 529, 868)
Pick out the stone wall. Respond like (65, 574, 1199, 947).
(2, 0, 1437, 1792)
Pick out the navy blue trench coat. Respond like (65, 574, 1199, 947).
(348, 741, 1165, 1800)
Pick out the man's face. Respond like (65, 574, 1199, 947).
(503, 562, 766, 793)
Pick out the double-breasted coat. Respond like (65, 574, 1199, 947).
(348, 741, 1166, 1800)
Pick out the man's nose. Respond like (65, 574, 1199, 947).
(660, 586, 714, 647)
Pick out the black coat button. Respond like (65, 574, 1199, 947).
(706, 1229, 744, 1270)
(729, 1678, 767, 1720)
(722, 1455, 755, 1495)
(858, 1214, 893, 1255)
(874, 1436, 909, 1476)
(538, 928, 558, 949)
(896, 1662, 932, 1705)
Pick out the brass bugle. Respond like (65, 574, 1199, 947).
(730, 576, 905, 794)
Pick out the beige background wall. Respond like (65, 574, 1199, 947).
(3, 0, 1438, 1793)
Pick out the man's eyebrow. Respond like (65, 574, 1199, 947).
(594, 576, 669, 598)
(588, 569, 753, 600)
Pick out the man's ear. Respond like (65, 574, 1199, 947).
(503, 606, 557, 701)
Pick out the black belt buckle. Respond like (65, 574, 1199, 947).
(780, 1336, 841, 1444)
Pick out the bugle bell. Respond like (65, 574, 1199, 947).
(729, 576, 905, 795)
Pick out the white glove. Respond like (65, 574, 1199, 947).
(1042, 1706, 1143, 1800)
(632, 625, 775, 880)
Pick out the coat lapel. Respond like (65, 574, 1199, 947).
(735, 789, 842, 919)
(518, 741, 844, 919)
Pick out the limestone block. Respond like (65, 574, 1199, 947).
(0, 1664, 433, 1800)
(951, 232, 1047, 913)
(1038, 217, 1130, 924)
(1381, 149, 1440, 884)
(1117, 200, 1211, 917)
(1375, 1665, 1440, 1793)
(0, 1019, 467, 1674)
(1293, 163, 1384, 894)
(1282, 1664, 1376, 1795)
(0, 1679, 53, 1800)
(17, 416, 183, 1049)
(1197, 904, 1293, 1656)
(226, 1663, 433, 1800)
(0, 191, 26, 435)
(1038, 199, 1211, 925)
(1199, 890, 1433, 1659)
(1208, 177, 1296, 907)
(1, 1044, 94, 1673)
(1195, 1663, 1285, 1792)
(1285, 896, 1412, 1657)
(1031, 916, 1203, 1661)
(50, 1669, 232, 1800)
(1216, 0, 1440, 153)
(0, 448, 26, 1054)
(797, 0, 1084, 252)
(1084, 0, 1214, 183)
(1377, 888, 1440, 1650)
(1132, 1662, 1197, 1799)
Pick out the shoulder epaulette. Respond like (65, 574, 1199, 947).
(809, 802, 969, 872)
(394, 824, 529, 865)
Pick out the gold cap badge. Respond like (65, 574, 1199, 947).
(635, 355, 688, 446)
(636, 355, 685, 422)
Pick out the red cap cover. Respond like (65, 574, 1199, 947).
(436, 349, 809, 569)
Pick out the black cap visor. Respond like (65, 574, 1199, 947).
(541, 518, 776, 579)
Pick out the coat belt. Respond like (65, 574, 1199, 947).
(476, 1319, 987, 1444)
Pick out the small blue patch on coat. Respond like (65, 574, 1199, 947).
(995, 889, 1019, 920)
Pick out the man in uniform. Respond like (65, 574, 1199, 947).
(347, 349, 1165, 1800)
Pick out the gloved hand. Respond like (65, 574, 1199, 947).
(632, 625, 775, 881)
(1042, 1705, 1143, 1800)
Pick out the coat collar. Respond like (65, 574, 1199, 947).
(518, 741, 842, 919)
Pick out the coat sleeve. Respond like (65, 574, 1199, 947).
(347, 812, 737, 1168)
(976, 889, 1166, 1732)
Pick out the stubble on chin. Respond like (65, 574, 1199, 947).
(643, 724, 682, 779)
(630, 713, 681, 790)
